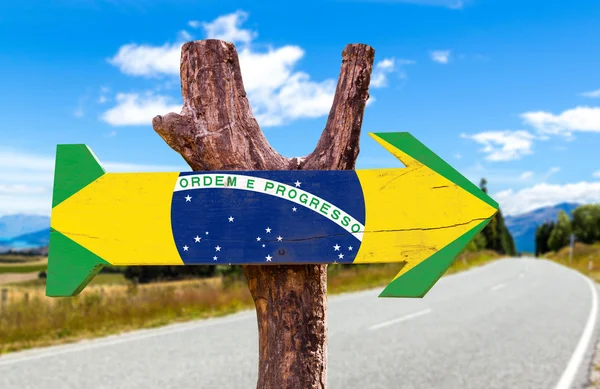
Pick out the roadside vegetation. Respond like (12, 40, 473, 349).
(535, 204, 600, 280)
(544, 243, 600, 281)
(0, 250, 500, 354)
(532, 204, 600, 388)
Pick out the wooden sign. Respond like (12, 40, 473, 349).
(47, 132, 498, 298)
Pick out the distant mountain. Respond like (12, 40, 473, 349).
(505, 203, 580, 254)
(7, 228, 50, 246)
(0, 214, 50, 240)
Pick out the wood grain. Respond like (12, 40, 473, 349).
(152, 39, 374, 389)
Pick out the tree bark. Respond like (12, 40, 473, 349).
(153, 39, 374, 389)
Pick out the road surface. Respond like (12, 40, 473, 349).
(1, 258, 598, 389)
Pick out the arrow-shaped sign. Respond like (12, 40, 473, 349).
(47, 132, 498, 298)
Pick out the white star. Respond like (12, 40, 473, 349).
(194, 236, 201, 243)
(333, 244, 341, 251)
(215, 245, 221, 252)
(338, 253, 344, 259)
(265, 254, 273, 261)
(256, 237, 261, 241)
(265, 227, 271, 233)
(277, 236, 283, 242)
(228, 216, 234, 222)
(294, 180, 301, 187)
(213, 256, 218, 261)
(348, 246, 353, 251)
(262, 244, 266, 248)
(185, 195, 192, 202)
(292, 207, 297, 212)
(205, 231, 209, 235)
(183, 245, 189, 251)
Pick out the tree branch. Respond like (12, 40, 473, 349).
(151, 39, 375, 389)
(302, 44, 375, 170)
(152, 39, 288, 171)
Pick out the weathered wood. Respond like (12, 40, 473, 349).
(46, 139, 497, 298)
(152, 39, 374, 389)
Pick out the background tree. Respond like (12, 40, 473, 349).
(572, 204, 600, 244)
(548, 210, 572, 252)
(478, 178, 516, 255)
(124, 265, 215, 283)
(535, 221, 555, 256)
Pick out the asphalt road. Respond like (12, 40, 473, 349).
(1, 258, 598, 389)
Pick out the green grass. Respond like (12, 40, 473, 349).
(0, 250, 500, 354)
(0, 264, 47, 274)
(0, 255, 46, 264)
(15, 273, 127, 287)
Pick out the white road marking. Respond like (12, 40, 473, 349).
(368, 309, 432, 331)
(491, 283, 506, 291)
(0, 312, 254, 366)
(554, 273, 599, 389)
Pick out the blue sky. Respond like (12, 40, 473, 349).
(1, 0, 600, 217)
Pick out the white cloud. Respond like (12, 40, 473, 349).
(370, 58, 415, 87)
(520, 171, 533, 180)
(593, 170, 600, 178)
(431, 50, 451, 64)
(100, 93, 182, 126)
(250, 70, 336, 126)
(188, 20, 201, 28)
(201, 10, 257, 44)
(73, 92, 90, 118)
(581, 89, 600, 98)
(178, 30, 192, 41)
(521, 106, 600, 137)
(371, 59, 395, 88)
(106, 11, 399, 128)
(0, 150, 55, 172)
(0, 149, 188, 216)
(494, 181, 600, 216)
(461, 130, 535, 161)
(108, 42, 182, 77)
(456, 162, 528, 187)
(0, 184, 46, 195)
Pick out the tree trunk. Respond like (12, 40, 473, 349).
(153, 39, 374, 389)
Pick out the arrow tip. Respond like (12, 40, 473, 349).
(368, 132, 498, 210)
(377, 218, 492, 298)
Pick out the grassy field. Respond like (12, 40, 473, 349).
(0, 256, 47, 274)
(545, 242, 600, 281)
(13, 272, 127, 287)
(0, 257, 47, 285)
(0, 254, 47, 264)
(0, 250, 500, 354)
